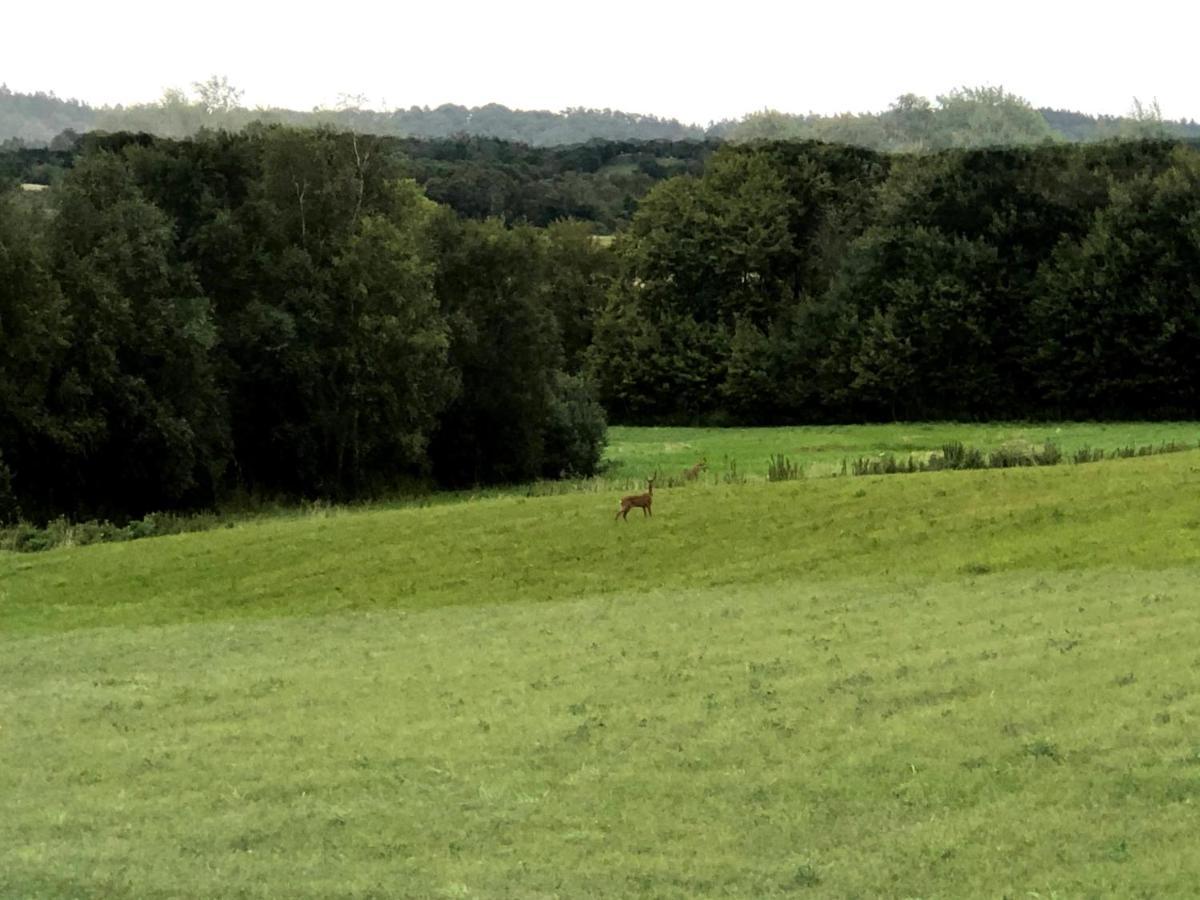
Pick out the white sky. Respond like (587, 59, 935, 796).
(5, 0, 1198, 124)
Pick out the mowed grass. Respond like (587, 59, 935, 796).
(605, 421, 1200, 480)
(4, 449, 1200, 896)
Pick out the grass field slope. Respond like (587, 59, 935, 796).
(4, 449, 1200, 897)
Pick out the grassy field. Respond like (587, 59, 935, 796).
(605, 421, 1200, 481)
(4, 430, 1200, 896)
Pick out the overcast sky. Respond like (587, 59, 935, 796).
(7, 0, 1198, 124)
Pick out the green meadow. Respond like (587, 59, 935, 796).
(605, 421, 1200, 480)
(4, 427, 1200, 897)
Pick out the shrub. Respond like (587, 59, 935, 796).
(851, 454, 920, 476)
(988, 441, 1038, 468)
(851, 440, 1077, 478)
(1032, 442, 1062, 465)
(767, 454, 804, 482)
(930, 441, 985, 470)
(540, 373, 609, 478)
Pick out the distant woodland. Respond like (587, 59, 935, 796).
(4, 81, 1200, 524)
(4, 80, 1200, 149)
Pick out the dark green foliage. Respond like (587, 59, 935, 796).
(599, 138, 1200, 424)
(0, 189, 70, 522)
(405, 136, 714, 231)
(0, 453, 18, 524)
(0, 129, 608, 522)
(6, 125, 714, 235)
(22, 154, 229, 520)
(541, 374, 608, 478)
(6, 120, 1200, 520)
(428, 216, 568, 486)
(721, 320, 779, 423)
(587, 302, 730, 424)
(590, 141, 887, 424)
(1030, 147, 1200, 418)
(829, 227, 1006, 418)
(541, 220, 618, 371)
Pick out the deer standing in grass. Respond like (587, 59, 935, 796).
(683, 458, 707, 481)
(616, 478, 655, 520)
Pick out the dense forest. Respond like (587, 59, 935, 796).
(5, 81, 1200, 150)
(0, 128, 615, 524)
(589, 138, 1200, 425)
(4, 124, 1200, 525)
(1, 132, 714, 233)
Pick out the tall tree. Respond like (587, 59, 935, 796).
(1031, 146, 1200, 416)
(429, 215, 566, 484)
(0, 189, 71, 521)
(46, 152, 228, 518)
(541, 220, 618, 372)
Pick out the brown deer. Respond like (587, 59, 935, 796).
(682, 458, 707, 481)
(615, 478, 655, 520)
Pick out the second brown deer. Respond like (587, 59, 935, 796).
(683, 458, 707, 481)
(616, 477, 655, 520)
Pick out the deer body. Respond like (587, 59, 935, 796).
(683, 458, 707, 481)
(616, 479, 654, 520)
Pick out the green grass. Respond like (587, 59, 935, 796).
(4, 445, 1200, 896)
(606, 421, 1200, 480)
(5, 422, 1197, 555)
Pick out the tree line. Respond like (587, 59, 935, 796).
(2, 132, 715, 234)
(721, 88, 1200, 148)
(5, 127, 1200, 525)
(588, 138, 1200, 424)
(5, 81, 1200, 150)
(0, 128, 613, 524)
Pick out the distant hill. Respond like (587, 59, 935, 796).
(4, 82, 1200, 149)
(0, 86, 94, 146)
(1036, 106, 1200, 142)
(721, 88, 1200, 149)
(0, 85, 705, 148)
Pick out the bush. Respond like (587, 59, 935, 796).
(540, 373, 608, 478)
(851, 440, 1067, 477)
(0, 512, 195, 552)
(767, 453, 804, 482)
(851, 454, 921, 476)
(930, 441, 985, 470)
(1031, 442, 1062, 465)
(987, 441, 1039, 468)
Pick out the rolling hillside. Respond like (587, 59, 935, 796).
(3, 451, 1200, 895)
